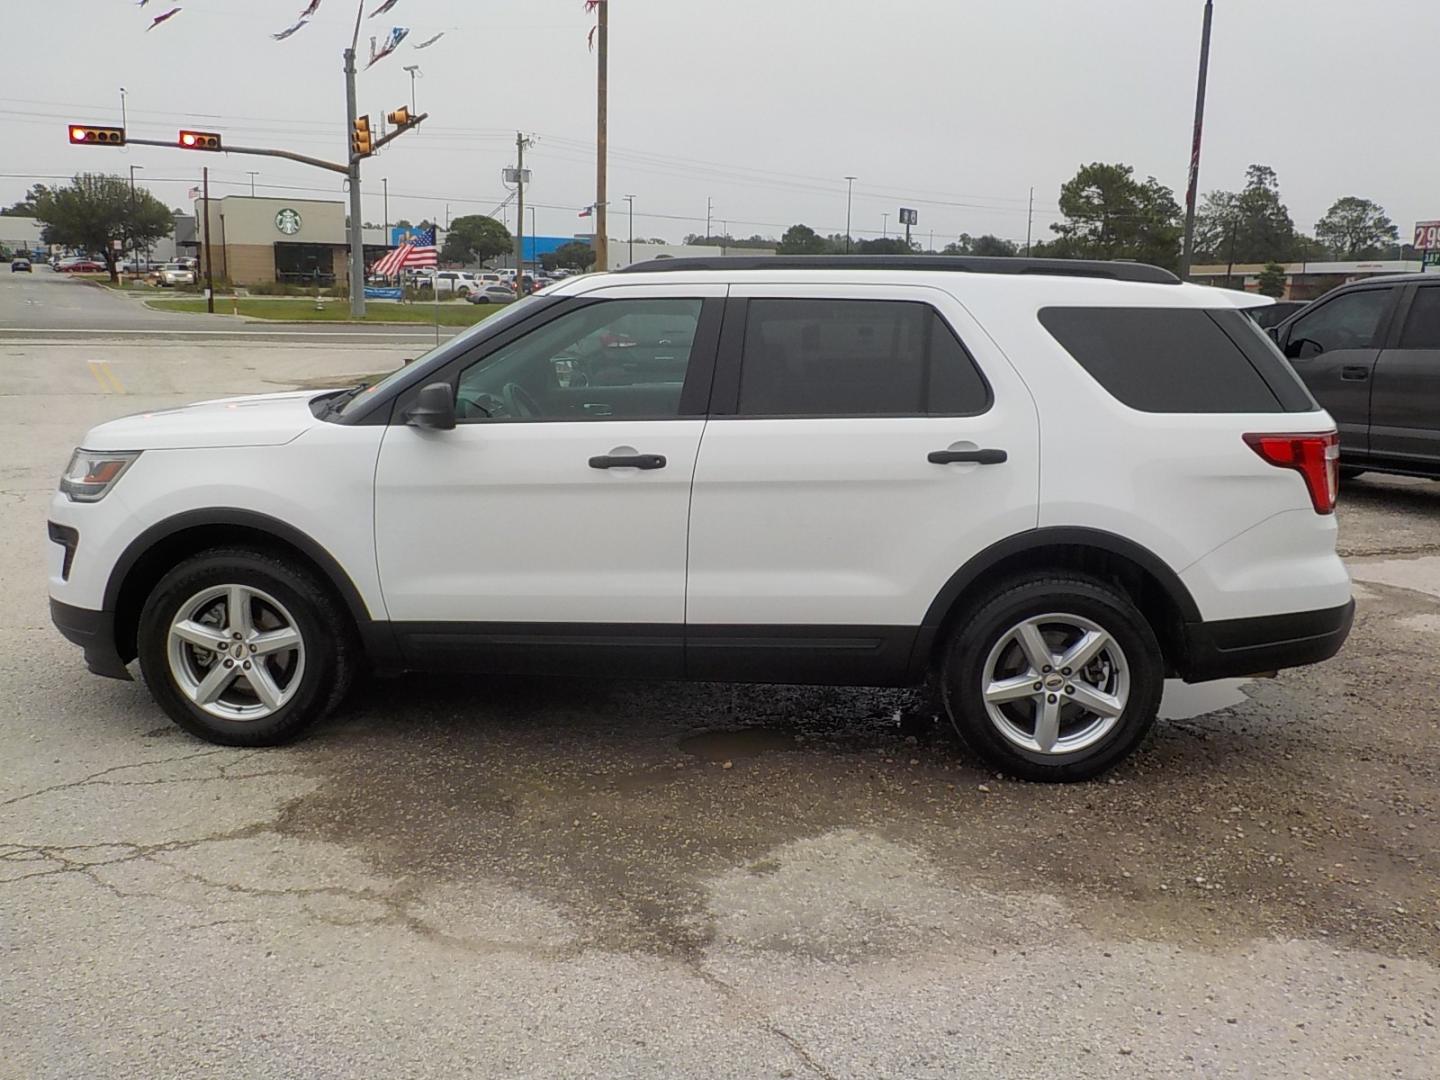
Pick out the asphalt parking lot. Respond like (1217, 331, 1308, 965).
(2, 274, 1437, 1078)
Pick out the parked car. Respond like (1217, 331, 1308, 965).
(1269, 274, 1440, 481)
(10, 258, 32, 273)
(1247, 299, 1308, 330)
(465, 284, 518, 305)
(47, 255, 1352, 781)
(414, 270, 480, 297)
(57, 258, 106, 273)
(156, 264, 196, 287)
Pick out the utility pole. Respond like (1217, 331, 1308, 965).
(882, 212, 889, 238)
(844, 176, 857, 254)
(722, 221, 728, 255)
(202, 166, 215, 314)
(128, 164, 142, 277)
(1025, 186, 1034, 256)
(705, 197, 713, 244)
(343, 1, 366, 317)
(624, 194, 635, 265)
(382, 177, 389, 245)
(1180, 0, 1215, 281)
(594, 0, 609, 273)
(514, 131, 530, 284)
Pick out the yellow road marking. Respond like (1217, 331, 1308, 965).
(86, 361, 127, 395)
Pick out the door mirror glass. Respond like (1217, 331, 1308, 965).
(407, 382, 456, 430)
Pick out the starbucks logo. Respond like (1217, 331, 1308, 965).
(275, 208, 303, 235)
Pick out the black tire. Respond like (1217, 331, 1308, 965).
(137, 547, 357, 747)
(938, 574, 1164, 782)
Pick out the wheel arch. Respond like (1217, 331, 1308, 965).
(106, 509, 397, 668)
(911, 527, 1200, 680)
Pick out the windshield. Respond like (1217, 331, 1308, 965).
(339, 293, 551, 411)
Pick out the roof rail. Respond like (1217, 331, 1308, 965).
(615, 254, 1181, 285)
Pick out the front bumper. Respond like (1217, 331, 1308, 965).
(50, 599, 132, 681)
(1180, 599, 1354, 683)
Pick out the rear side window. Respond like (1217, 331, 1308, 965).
(1038, 306, 1312, 413)
(1399, 287, 1440, 349)
(737, 299, 990, 417)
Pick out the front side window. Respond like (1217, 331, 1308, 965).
(455, 298, 704, 421)
(1399, 287, 1440, 350)
(1286, 288, 1391, 357)
(736, 299, 990, 417)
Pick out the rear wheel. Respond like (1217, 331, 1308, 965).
(939, 575, 1164, 782)
(137, 548, 356, 746)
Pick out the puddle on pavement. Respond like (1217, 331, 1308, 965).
(1158, 678, 1251, 720)
(678, 727, 796, 762)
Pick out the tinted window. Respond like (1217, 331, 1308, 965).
(455, 298, 703, 421)
(1038, 307, 1285, 413)
(1286, 288, 1391, 355)
(737, 299, 989, 417)
(1399, 287, 1440, 349)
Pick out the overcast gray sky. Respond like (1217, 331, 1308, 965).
(4, 0, 1438, 247)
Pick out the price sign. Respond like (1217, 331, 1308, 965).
(1414, 221, 1440, 251)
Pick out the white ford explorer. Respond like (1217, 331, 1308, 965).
(48, 256, 1353, 781)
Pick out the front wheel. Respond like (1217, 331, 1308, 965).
(939, 575, 1164, 782)
(137, 548, 357, 746)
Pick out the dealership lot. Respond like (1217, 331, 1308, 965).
(1, 276, 1437, 1078)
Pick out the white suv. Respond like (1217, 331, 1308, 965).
(48, 256, 1353, 781)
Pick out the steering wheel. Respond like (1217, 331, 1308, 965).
(502, 382, 541, 418)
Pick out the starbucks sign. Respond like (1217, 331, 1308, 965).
(274, 208, 303, 236)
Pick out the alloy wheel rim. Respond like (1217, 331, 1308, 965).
(166, 584, 306, 722)
(980, 612, 1129, 755)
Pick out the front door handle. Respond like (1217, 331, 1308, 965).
(589, 453, 667, 470)
(1340, 366, 1370, 381)
(928, 448, 1008, 465)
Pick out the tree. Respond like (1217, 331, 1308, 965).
(1315, 196, 1399, 260)
(394, 218, 413, 230)
(1256, 262, 1287, 298)
(35, 174, 174, 282)
(542, 240, 596, 272)
(969, 234, 1019, 257)
(439, 215, 510, 266)
(777, 223, 831, 254)
(1050, 162, 1182, 270)
(854, 237, 910, 254)
(1, 184, 50, 217)
(1194, 165, 1299, 264)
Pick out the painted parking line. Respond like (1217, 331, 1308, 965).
(86, 361, 127, 394)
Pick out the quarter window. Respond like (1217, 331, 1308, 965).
(1399, 288, 1440, 350)
(736, 299, 990, 417)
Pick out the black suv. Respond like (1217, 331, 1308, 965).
(1271, 275, 1440, 479)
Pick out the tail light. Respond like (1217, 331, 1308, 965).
(1243, 431, 1339, 514)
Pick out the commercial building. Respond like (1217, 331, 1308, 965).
(1191, 259, 1436, 300)
(192, 196, 373, 287)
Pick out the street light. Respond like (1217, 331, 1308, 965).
(844, 176, 857, 254)
(246, 171, 260, 197)
(128, 164, 142, 277)
(403, 65, 422, 113)
(624, 194, 635, 265)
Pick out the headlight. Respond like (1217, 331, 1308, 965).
(60, 449, 141, 502)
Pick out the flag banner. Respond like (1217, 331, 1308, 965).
(273, 17, 309, 40)
(147, 7, 181, 30)
(299, 0, 323, 16)
(369, 0, 402, 18)
(414, 32, 444, 49)
(367, 26, 410, 68)
(365, 287, 404, 300)
(578, 205, 594, 218)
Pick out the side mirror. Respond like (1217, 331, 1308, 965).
(1265, 326, 1281, 343)
(406, 382, 456, 430)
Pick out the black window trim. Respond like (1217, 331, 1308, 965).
(708, 296, 994, 421)
(388, 295, 725, 426)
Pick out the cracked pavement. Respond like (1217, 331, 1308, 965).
(2, 289, 1437, 1078)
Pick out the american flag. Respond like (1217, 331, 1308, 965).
(372, 226, 437, 276)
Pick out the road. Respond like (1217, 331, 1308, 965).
(0, 267, 460, 345)
(1, 275, 1437, 1078)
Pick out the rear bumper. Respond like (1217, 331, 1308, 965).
(50, 599, 132, 681)
(1180, 599, 1354, 683)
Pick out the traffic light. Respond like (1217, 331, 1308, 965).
(178, 130, 222, 151)
(386, 106, 412, 128)
(68, 125, 126, 147)
(351, 116, 373, 157)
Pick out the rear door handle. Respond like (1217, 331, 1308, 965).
(589, 453, 667, 470)
(928, 448, 1008, 465)
(1340, 366, 1370, 381)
